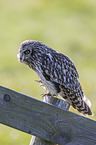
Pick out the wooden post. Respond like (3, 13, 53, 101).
(29, 96, 70, 145)
(0, 85, 96, 145)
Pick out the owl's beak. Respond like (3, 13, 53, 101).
(17, 53, 23, 62)
(17, 53, 28, 65)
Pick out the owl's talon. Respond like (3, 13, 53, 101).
(41, 93, 48, 98)
(40, 84, 44, 87)
(34, 80, 42, 83)
(41, 93, 52, 98)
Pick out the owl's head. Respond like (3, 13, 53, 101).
(17, 40, 35, 64)
(17, 40, 56, 69)
(18, 40, 44, 64)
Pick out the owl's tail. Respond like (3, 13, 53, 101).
(71, 95, 94, 116)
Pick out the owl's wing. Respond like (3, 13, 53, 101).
(41, 52, 80, 91)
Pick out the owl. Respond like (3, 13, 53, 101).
(17, 40, 93, 116)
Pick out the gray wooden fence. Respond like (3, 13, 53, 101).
(0, 85, 96, 145)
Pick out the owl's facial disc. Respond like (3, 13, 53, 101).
(17, 47, 31, 64)
(18, 40, 37, 67)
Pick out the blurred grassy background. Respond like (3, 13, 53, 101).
(0, 0, 96, 144)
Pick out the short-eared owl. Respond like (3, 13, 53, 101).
(17, 40, 93, 116)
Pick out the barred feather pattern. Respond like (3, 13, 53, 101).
(17, 40, 93, 116)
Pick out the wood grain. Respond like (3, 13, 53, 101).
(30, 95, 70, 145)
(0, 85, 96, 145)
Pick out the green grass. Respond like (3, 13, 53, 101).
(0, 0, 96, 144)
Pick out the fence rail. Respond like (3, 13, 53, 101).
(0, 85, 96, 145)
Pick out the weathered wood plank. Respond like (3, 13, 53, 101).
(0, 85, 96, 145)
(30, 96, 70, 145)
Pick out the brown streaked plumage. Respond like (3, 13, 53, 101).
(17, 40, 93, 116)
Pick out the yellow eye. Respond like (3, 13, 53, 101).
(24, 50, 30, 55)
